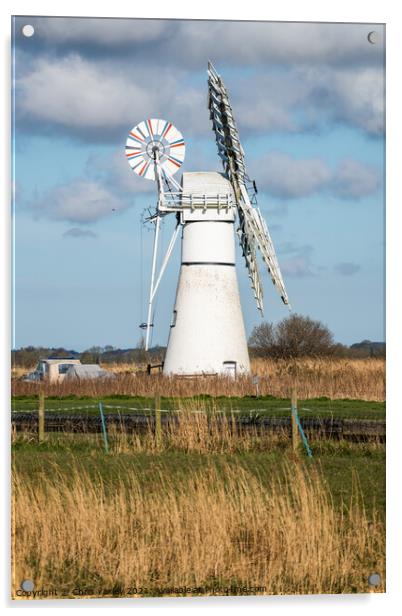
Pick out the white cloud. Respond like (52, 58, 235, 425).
(281, 255, 314, 278)
(85, 146, 208, 196)
(26, 147, 381, 228)
(17, 55, 156, 131)
(63, 227, 98, 239)
(15, 60, 385, 148)
(113, 20, 384, 68)
(16, 54, 209, 140)
(14, 21, 385, 141)
(18, 18, 384, 69)
(86, 150, 156, 196)
(250, 152, 380, 200)
(32, 17, 168, 46)
(332, 68, 385, 135)
(278, 243, 315, 278)
(32, 179, 127, 223)
(26, 143, 197, 226)
(302, 66, 384, 135)
(252, 152, 331, 199)
(235, 97, 296, 134)
(335, 262, 361, 276)
(332, 159, 380, 199)
(232, 64, 384, 137)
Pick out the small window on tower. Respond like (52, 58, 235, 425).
(171, 310, 177, 327)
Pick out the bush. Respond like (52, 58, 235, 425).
(249, 314, 336, 358)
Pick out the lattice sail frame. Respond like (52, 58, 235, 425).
(207, 62, 290, 312)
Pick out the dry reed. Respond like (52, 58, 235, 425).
(12, 358, 385, 401)
(107, 404, 288, 455)
(12, 459, 384, 598)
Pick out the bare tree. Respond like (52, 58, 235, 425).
(249, 314, 335, 358)
(248, 322, 275, 356)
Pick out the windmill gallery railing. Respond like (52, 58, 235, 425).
(158, 192, 235, 211)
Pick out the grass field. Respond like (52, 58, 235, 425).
(11, 393, 385, 420)
(12, 411, 385, 598)
(11, 358, 386, 599)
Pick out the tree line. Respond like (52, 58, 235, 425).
(11, 344, 164, 368)
(12, 314, 385, 367)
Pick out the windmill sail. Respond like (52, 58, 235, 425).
(207, 61, 290, 311)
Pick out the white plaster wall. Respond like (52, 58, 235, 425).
(163, 171, 250, 376)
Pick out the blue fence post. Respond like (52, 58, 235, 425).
(98, 401, 109, 454)
(291, 389, 299, 454)
(291, 389, 313, 458)
(295, 413, 313, 458)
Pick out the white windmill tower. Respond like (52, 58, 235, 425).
(126, 63, 290, 377)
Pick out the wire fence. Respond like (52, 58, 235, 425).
(11, 395, 386, 452)
(10, 402, 385, 420)
(11, 405, 296, 414)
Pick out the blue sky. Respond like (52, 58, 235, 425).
(12, 17, 385, 350)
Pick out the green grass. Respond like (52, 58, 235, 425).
(12, 436, 385, 518)
(11, 394, 385, 420)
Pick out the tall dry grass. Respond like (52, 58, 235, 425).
(11, 366, 29, 380)
(12, 460, 384, 598)
(252, 357, 385, 401)
(107, 406, 287, 455)
(12, 358, 385, 401)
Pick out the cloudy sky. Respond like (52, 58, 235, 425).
(12, 16, 385, 350)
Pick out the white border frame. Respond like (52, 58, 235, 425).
(2, 1, 400, 613)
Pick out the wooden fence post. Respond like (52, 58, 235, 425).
(291, 388, 299, 454)
(155, 393, 162, 448)
(38, 391, 45, 443)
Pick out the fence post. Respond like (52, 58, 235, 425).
(291, 387, 313, 458)
(291, 388, 299, 454)
(155, 393, 162, 448)
(253, 375, 260, 397)
(38, 391, 45, 443)
(98, 401, 109, 454)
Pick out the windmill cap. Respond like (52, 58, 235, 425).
(181, 171, 235, 197)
